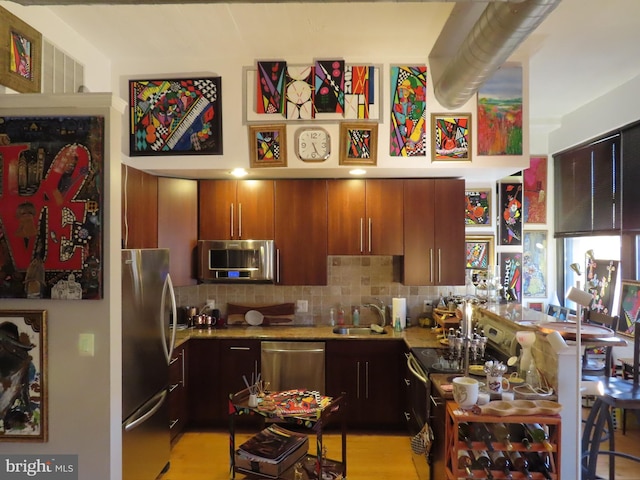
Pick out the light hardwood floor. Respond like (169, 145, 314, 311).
(160, 412, 640, 480)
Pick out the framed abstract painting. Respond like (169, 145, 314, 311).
(499, 252, 522, 303)
(499, 182, 523, 246)
(465, 235, 494, 271)
(523, 230, 547, 297)
(0, 310, 48, 442)
(618, 280, 640, 337)
(523, 155, 548, 224)
(129, 77, 223, 156)
(465, 189, 492, 226)
(0, 6, 42, 93)
(431, 113, 471, 161)
(339, 122, 378, 166)
(248, 124, 287, 168)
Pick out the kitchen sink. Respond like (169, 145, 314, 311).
(332, 326, 387, 336)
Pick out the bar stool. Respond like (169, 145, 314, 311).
(581, 320, 640, 480)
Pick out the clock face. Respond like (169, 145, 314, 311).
(296, 128, 331, 161)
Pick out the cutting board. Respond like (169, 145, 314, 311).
(537, 321, 614, 339)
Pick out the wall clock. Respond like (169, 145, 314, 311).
(295, 127, 331, 162)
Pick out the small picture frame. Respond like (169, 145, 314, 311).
(339, 122, 378, 166)
(465, 235, 494, 271)
(248, 124, 287, 168)
(527, 302, 544, 312)
(618, 279, 640, 337)
(0, 6, 42, 93)
(465, 189, 492, 226)
(431, 113, 471, 162)
(0, 309, 47, 442)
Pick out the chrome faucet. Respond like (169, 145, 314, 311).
(364, 299, 387, 327)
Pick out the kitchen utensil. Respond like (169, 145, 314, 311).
(245, 310, 264, 326)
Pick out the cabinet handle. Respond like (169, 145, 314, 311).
(438, 248, 442, 283)
(365, 361, 370, 399)
(238, 203, 242, 238)
(181, 350, 186, 388)
(276, 249, 281, 283)
(359, 218, 364, 253)
(368, 217, 372, 253)
(429, 249, 434, 284)
(356, 361, 361, 399)
(169, 383, 179, 393)
(230, 203, 234, 238)
(169, 418, 179, 430)
(404, 412, 411, 421)
(404, 378, 411, 386)
(169, 356, 179, 366)
(229, 346, 251, 351)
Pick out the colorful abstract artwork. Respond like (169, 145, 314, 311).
(465, 189, 491, 226)
(477, 64, 523, 156)
(524, 156, 548, 224)
(0, 6, 42, 93)
(339, 122, 378, 166)
(0, 116, 105, 299)
(499, 182, 523, 246)
(314, 60, 345, 114)
(285, 65, 314, 120)
(344, 65, 375, 119)
(431, 114, 471, 161)
(465, 236, 494, 271)
(129, 77, 223, 156)
(390, 65, 427, 157)
(257, 61, 286, 115)
(523, 230, 547, 298)
(248, 124, 287, 168)
(499, 252, 522, 303)
(618, 280, 640, 337)
(0, 310, 47, 442)
(586, 258, 619, 315)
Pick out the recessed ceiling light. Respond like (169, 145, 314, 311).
(349, 169, 367, 175)
(230, 168, 248, 178)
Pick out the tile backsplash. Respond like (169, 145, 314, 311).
(175, 256, 467, 326)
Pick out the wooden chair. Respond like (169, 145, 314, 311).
(582, 320, 640, 480)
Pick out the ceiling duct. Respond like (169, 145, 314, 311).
(432, 0, 561, 109)
(10, 0, 528, 4)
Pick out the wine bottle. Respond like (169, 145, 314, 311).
(472, 450, 494, 479)
(509, 451, 532, 479)
(526, 451, 553, 480)
(525, 423, 553, 452)
(457, 450, 474, 478)
(472, 423, 495, 451)
(490, 422, 514, 451)
(458, 422, 474, 448)
(508, 423, 532, 450)
(489, 451, 513, 480)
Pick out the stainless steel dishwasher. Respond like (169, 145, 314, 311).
(261, 341, 326, 393)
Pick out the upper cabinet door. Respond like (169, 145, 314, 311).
(275, 180, 328, 286)
(158, 177, 198, 286)
(199, 180, 274, 240)
(327, 179, 403, 255)
(121, 164, 158, 249)
(403, 179, 465, 286)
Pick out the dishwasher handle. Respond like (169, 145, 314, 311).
(262, 347, 325, 354)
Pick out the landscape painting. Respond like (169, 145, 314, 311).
(477, 64, 523, 155)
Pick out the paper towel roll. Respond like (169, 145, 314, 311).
(392, 298, 407, 329)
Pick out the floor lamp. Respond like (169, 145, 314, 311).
(566, 284, 594, 479)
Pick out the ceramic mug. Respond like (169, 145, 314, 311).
(487, 375, 510, 393)
(452, 376, 479, 410)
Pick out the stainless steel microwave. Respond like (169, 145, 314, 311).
(197, 240, 275, 283)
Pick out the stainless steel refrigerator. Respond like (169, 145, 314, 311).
(122, 249, 177, 480)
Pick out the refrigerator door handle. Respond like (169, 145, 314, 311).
(124, 389, 168, 432)
(161, 273, 177, 365)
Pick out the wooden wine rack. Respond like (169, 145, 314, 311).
(445, 401, 562, 479)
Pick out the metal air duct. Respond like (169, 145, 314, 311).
(432, 0, 561, 109)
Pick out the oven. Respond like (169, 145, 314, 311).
(406, 348, 462, 480)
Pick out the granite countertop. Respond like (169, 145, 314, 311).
(173, 323, 443, 349)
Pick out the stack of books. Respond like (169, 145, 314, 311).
(235, 424, 309, 478)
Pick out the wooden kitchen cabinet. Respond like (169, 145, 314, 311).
(199, 180, 274, 240)
(327, 179, 404, 255)
(403, 178, 465, 286)
(158, 177, 198, 286)
(168, 342, 189, 442)
(326, 340, 404, 429)
(188, 339, 220, 427)
(274, 180, 328, 285)
(121, 164, 158, 249)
